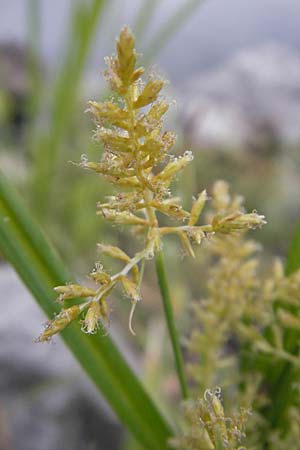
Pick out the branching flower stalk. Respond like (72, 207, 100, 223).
(37, 27, 265, 399)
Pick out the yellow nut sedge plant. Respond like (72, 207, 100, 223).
(37, 26, 265, 345)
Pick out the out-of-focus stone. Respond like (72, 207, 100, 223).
(0, 265, 122, 450)
(181, 43, 300, 151)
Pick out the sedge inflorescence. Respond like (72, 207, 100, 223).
(176, 181, 300, 449)
(170, 387, 250, 450)
(37, 27, 265, 343)
(187, 181, 300, 389)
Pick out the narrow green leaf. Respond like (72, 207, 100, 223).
(26, 0, 43, 119)
(144, 0, 207, 63)
(286, 223, 300, 275)
(155, 251, 188, 400)
(261, 223, 300, 428)
(0, 171, 172, 450)
(133, 0, 160, 41)
(30, 0, 107, 216)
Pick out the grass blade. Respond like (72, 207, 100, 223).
(133, 0, 160, 41)
(155, 251, 188, 399)
(0, 171, 172, 450)
(26, 0, 42, 119)
(30, 0, 106, 216)
(286, 223, 300, 275)
(145, 0, 206, 63)
(262, 224, 300, 428)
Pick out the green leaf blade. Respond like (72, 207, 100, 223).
(0, 171, 172, 450)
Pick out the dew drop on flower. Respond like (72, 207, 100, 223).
(215, 386, 222, 399)
(94, 262, 103, 272)
(184, 150, 194, 161)
(80, 154, 88, 165)
(145, 249, 154, 260)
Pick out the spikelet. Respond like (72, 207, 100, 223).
(133, 79, 164, 108)
(120, 275, 141, 303)
(189, 190, 208, 226)
(54, 284, 96, 302)
(81, 300, 108, 334)
(116, 26, 137, 86)
(97, 243, 130, 263)
(36, 306, 81, 342)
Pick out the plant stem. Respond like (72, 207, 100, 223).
(155, 251, 188, 399)
(30, 0, 106, 218)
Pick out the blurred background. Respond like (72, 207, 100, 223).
(1, 0, 300, 449)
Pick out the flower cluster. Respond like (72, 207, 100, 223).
(170, 387, 250, 450)
(37, 27, 265, 342)
(180, 181, 300, 449)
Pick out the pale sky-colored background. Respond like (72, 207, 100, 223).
(1, 0, 299, 84)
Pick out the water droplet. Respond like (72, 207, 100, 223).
(80, 154, 88, 165)
(145, 249, 154, 260)
(184, 150, 194, 161)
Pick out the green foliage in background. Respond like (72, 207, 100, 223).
(23, 0, 206, 271)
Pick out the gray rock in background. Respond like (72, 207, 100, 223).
(0, 265, 122, 450)
(180, 43, 300, 150)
